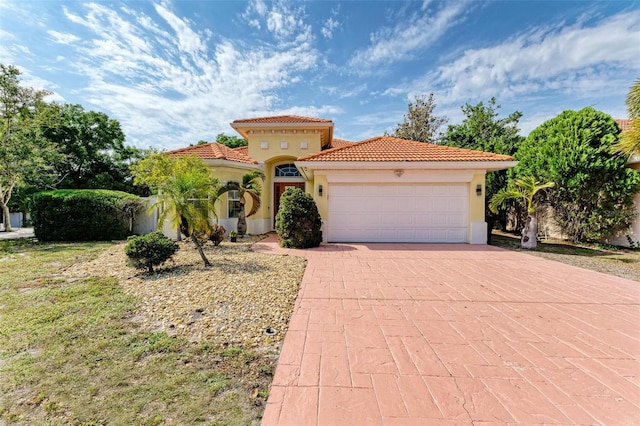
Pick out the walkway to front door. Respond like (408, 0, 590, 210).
(253, 235, 640, 425)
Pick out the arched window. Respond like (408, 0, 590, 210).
(275, 164, 301, 177)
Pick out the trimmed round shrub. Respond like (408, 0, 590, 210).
(275, 188, 322, 248)
(31, 189, 141, 241)
(125, 232, 179, 273)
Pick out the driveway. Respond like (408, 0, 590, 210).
(254, 236, 640, 425)
(0, 227, 35, 240)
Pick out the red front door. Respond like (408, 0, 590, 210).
(274, 182, 305, 227)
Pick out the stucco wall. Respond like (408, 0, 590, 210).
(247, 133, 322, 164)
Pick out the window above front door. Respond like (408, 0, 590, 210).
(275, 164, 301, 177)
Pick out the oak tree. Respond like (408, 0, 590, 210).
(0, 64, 59, 231)
(389, 93, 448, 143)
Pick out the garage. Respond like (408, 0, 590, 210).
(327, 182, 468, 243)
(296, 135, 517, 244)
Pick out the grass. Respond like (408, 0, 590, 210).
(0, 239, 272, 425)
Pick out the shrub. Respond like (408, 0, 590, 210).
(275, 188, 322, 248)
(513, 107, 640, 241)
(209, 224, 226, 246)
(124, 232, 179, 273)
(31, 189, 140, 241)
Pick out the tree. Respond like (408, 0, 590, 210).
(216, 133, 247, 148)
(43, 103, 145, 194)
(611, 78, 640, 156)
(130, 154, 220, 266)
(389, 93, 448, 142)
(444, 98, 524, 236)
(490, 177, 554, 249)
(217, 170, 265, 236)
(513, 107, 640, 241)
(0, 64, 59, 232)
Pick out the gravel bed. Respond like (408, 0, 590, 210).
(491, 232, 640, 282)
(61, 236, 307, 352)
(518, 250, 640, 281)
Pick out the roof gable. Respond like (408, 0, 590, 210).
(298, 136, 514, 162)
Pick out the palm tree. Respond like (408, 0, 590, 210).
(153, 160, 220, 266)
(612, 78, 640, 157)
(219, 170, 265, 236)
(489, 176, 554, 250)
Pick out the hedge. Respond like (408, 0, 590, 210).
(32, 189, 141, 241)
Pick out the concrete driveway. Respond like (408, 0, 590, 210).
(254, 236, 640, 425)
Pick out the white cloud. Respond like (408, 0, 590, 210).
(321, 17, 339, 39)
(348, 1, 470, 72)
(44, 1, 322, 149)
(47, 30, 80, 44)
(408, 10, 640, 106)
(154, 2, 205, 55)
(241, 0, 312, 46)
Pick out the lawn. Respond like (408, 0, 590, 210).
(0, 237, 305, 425)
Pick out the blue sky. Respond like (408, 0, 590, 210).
(1, 0, 638, 150)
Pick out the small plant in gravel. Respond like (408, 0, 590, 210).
(125, 232, 179, 273)
(209, 224, 226, 246)
(275, 188, 322, 248)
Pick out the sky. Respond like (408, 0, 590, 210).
(1, 0, 638, 151)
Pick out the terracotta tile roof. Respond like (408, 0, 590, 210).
(232, 115, 333, 124)
(233, 146, 249, 156)
(166, 142, 257, 164)
(298, 136, 514, 162)
(326, 138, 353, 149)
(616, 118, 631, 132)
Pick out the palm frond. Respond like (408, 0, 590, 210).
(489, 189, 524, 214)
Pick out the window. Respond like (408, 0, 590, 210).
(228, 190, 241, 218)
(275, 164, 301, 177)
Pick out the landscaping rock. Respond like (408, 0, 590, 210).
(61, 236, 307, 352)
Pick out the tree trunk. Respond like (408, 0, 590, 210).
(192, 236, 211, 267)
(521, 214, 538, 250)
(0, 202, 12, 232)
(237, 198, 247, 236)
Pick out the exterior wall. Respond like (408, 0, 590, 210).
(247, 133, 322, 164)
(468, 173, 487, 244)
(312, 173, 329, 219)
(312, 173, 328, 242)
(132, 197, 158, 235)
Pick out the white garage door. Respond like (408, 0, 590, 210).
(328, 183, 469, 243)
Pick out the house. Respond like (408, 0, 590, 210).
(165, 115, 516, 244)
